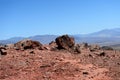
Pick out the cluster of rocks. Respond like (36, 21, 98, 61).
(3, 39, 44, 50)
(55, 35, 96, 52)
(0, 35, 114, 55)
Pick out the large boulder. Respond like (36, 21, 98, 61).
(14, 39, 44, 50)
(55, 35, 75, 50)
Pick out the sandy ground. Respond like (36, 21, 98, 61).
(0, 48, 120, 80)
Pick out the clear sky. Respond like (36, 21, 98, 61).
(0, 0, 120, 39)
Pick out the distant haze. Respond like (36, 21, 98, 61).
(1, 28, 120, 47)
(1, 0, 120, 39)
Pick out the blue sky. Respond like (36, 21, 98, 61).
(0, 0, 120, 39)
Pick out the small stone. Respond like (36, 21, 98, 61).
(29, 51, 34, 54)
(99, 51, 105, 56)
(83, 72, 89, 75)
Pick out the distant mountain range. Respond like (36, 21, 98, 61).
(75, 28, 120, 47)
(88, 28, 120, 37)
(0, 35, 58, 45)
(1, 28, 120, 48)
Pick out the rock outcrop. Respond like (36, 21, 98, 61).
(55, 35, 75, 50)
(14, 39, 44, 50)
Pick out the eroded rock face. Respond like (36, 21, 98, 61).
(14, 39, 44, 50)
(55, 35, 75, 50)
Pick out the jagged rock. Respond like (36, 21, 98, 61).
(14, 39, 44, 50)
(55, 35, 75, 50)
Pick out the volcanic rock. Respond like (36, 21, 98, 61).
(55, 35, 75, 50)
(14, 39, 44, 50)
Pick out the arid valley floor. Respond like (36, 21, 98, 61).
(0, 35, 120, 80)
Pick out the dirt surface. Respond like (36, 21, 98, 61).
(0, 47, 120, 80)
